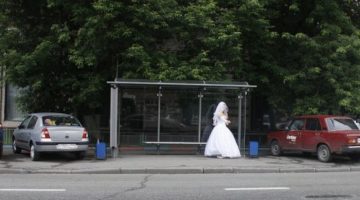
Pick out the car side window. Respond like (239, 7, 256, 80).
(19, 116, 32, 129)
(305, 118, 321, 131)
(289, 119, 305, 130)
(27, 116, 38, 129)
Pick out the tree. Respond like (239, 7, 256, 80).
(1, 0, 360, 121)
(262, 0, 360, 115)
(0, 0, 109, 114)
(71, 0, 243, 81)
(0, 0, 246, 115)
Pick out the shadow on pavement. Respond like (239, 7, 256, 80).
(1, 151, 92, 162)
(273, 151, 360, 164)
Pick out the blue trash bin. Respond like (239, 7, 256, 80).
(249, 141, 259, 158)
(96, 142, 106, 160)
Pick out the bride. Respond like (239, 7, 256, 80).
(204, 101, 241, 158)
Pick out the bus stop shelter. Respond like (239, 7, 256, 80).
(108, 79, 256, 156)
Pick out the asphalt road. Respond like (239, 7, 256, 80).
(0, 172, 359, 200)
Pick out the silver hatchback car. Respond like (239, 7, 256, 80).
(12, 113, 89, 161)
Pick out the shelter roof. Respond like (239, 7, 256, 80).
(107, 79, 257, 90)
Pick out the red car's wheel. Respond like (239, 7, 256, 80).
(317, 144, 332, 162)
(270, 140, 282, 156)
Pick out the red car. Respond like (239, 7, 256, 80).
(267, 115, 360, 162)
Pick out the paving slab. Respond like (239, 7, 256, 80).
(1, 146, 360, 174)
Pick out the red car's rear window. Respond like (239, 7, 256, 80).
(325, 118, 359, 131)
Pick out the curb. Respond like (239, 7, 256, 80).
(0, 167, 359, 174)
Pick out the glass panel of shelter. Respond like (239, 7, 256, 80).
(118, 87, 244, 147)
(159, 87, 198, 142)
(119, 87, 159, 145)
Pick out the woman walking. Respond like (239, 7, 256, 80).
(204, 101, 241, 158)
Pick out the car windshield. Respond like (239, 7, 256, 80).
(325, 118, 359, 131)
(42, 115, 81, 127)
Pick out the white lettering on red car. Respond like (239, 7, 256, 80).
(286, 135, 297, 143)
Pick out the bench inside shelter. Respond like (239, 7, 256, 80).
(144, 141, 207, 153)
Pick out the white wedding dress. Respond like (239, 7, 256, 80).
(204, 115, 241, 158)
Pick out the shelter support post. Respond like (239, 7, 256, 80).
(237, 93, 243, 154)
(156, 87, 162, 151)
(110, 85, 119, 158)
(197, 91, 203, 153)
(197, 91, 203, 142)
(243, 91, 248, 156)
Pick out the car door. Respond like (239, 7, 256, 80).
(25, 116, 38, 146)
(15, 115, 32, 149)
(301, 118, 322, 151)
(284, 118, 305, 150)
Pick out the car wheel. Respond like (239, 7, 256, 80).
(270, 140, 282, 156)
(30, 144, 40, 161)
(12, 139, 22, 154)
(317, 144, 332, 162)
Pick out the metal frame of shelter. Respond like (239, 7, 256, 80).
(107, 79, 257, 156)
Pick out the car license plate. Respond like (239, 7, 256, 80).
(56, 144, 78, 150)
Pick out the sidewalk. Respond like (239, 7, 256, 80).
(1, 146, 360, 174)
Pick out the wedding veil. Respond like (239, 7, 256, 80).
(212, 101, 228, 126)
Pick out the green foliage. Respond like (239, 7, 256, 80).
(263, 0, 360, 116)
(1, 0, 360, 118)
